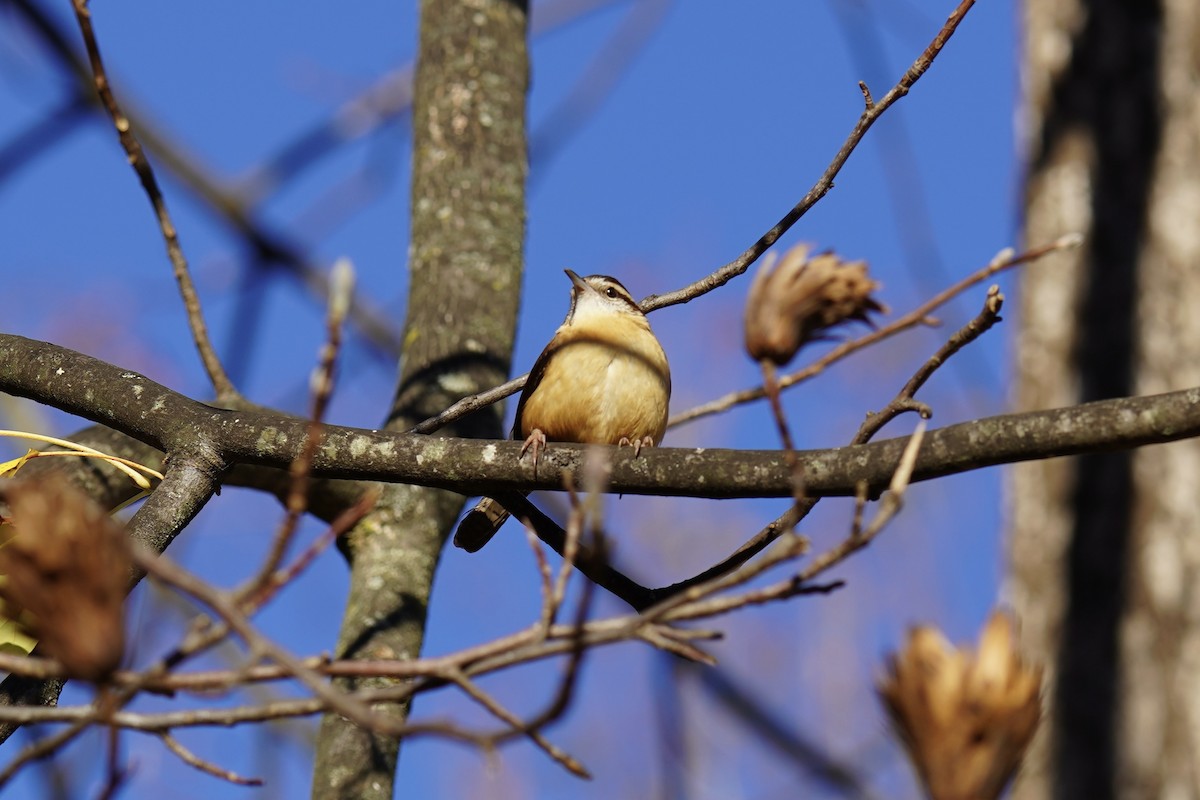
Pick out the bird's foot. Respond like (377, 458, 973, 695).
(618, 435, 655, 458)
(520, 428, 548, 475)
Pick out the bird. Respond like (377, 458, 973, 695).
(453, 269, 671, 552)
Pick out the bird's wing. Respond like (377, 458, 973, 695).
(511, 331, 560, 439)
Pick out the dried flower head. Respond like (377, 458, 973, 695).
(0, 477, 129, 681)
(878, 611, 1042, 800)
(744, 244, 885, 366)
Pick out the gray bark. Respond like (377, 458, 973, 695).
(310, 1, 529, 798)
(1010, 0, 1200, 796)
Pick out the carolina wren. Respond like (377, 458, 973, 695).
(453, 269, 671, 552)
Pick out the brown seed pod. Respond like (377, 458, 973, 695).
(878, 611, 1043, 800)
(744, 244, 886, 366)
(0, 477, 129, 682)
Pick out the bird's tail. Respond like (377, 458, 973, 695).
(453, 496, 513, 552)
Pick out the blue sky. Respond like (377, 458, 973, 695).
(1, 0, 1019, 796)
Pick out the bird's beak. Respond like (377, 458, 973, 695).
(565, 269, 594, 294)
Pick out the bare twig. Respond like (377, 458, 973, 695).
(238, 259, 355, 606)
(639, 0, 979, 313)
(854, 285, 1005, 444)
(523, 517, 558, 632)
(759, 360, 807, 504)
(443, 669, 590, 778)
(527, 477, 586, 635)
(131, 544, 401, 737)
(97, 716, 125, 800)
(0, 719, 89, 787)
(519, 562, 595, 736)
(158, 732, 264, 787)
(550, 487, 587, 626)
(787, 422, 928, 584)
(409, 375, 525, 434)
(241, 488, 379, 613)
(68, 0, 236, 403)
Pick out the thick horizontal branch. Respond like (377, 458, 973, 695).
(2, 334, 1199, 500)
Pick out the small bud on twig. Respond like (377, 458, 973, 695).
(878, 611, 1042, 800)
(744, 244, 886, 367)
(0, 478, 130, 682)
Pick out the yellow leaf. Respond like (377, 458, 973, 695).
(0, 449, 36, 478)
(0, 613, 37, 658)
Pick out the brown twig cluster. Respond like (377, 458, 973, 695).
(0, 424, 927, 783)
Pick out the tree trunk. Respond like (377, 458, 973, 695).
(1010, 0, 1200, 796)
(310, 1, 529, 797)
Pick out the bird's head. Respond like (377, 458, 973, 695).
(563, 269, 643, 325)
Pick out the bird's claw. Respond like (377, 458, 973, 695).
(520, 429, 548, 476)
(618, 435, 655, 458)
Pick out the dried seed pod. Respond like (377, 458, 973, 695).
(878, 611, 1042, 800)
(0, 478, 129, 682)
(744, 244, 886, 366)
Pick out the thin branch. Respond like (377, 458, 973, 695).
(242, 489, 379, 612)
(409, 375, 524, 435)
(443, 669, 590, 778)
(783, 423, 927, 587)
(237, 259, 355, 606)
(68, 0, 237, 403)
(0, 718, 89, 788)
(550, 486, 587, 627)
(854, 285, 1006, 444)
(638, 0, 978, 313)
(157, 732, 264, 787)
(131, 544, 403, 737)
(97, 716, 125, 800)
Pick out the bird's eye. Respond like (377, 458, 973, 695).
(605, 287, 618, 298)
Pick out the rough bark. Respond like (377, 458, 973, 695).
(310, 1, 529, 798)
(1010, 0, 1200, 797)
